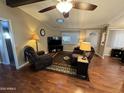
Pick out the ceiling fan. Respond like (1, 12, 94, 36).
(39, 0, 97, 18)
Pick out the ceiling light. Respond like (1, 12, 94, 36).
(56, 1, 73, 13)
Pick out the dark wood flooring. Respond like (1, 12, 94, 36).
(0, 56, 124, 93)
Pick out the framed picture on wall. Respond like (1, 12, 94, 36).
(40, 29, 45, 36)
(101, 32, 106, 46)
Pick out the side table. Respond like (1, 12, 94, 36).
(77, 56, 89, 79)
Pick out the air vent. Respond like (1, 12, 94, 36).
(56, 18, 64, 24)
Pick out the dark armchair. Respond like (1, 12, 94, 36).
(24, 46, 53, 70)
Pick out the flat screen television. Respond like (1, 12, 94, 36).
(47, 36, 62, 46)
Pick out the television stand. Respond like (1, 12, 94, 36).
(47, 36, 63, 53)
(48, 45, 63, 53)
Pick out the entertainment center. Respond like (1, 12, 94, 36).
(47, 36, 63, 53)
(111, 48, 124, 63)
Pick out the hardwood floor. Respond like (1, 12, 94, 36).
(0, 56, 124, 93)
(89, 56, 124, 93)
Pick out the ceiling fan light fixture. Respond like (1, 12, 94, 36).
(56, 1, 72, 13)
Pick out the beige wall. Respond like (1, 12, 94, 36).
(0, 3, 60, 67)
(31, 24, 61, 52)
(104, 47, 111, 56)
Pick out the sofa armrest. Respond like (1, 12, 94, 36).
(37, 51, 45, 55)
(36, 54, 53, 63)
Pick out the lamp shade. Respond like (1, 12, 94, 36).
(31, 34, 39, 40)
(80, 42, 91, 51)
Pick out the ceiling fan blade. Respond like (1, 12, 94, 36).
(63, 12, 69, 18)
(6, 0, 47, 7)
(39, 5, 56, 13)
(73, 1, 97, 11)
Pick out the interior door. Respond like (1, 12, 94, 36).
(0, 35, 3, 63)
(0, 21, 10, 64)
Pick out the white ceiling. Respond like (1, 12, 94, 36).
(19, 0, 124, 29)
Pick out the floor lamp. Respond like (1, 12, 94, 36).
(31, 34, 39, 52)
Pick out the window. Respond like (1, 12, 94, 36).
(62, 32, 79, 44)
(107, 30, 124, 48)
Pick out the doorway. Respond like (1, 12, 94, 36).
(0, 19, 18, 68)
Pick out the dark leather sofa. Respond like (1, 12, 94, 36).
(24, 46, 53, 70)
(70, 46, 95, 66)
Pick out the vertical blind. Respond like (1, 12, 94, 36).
(62, 32, 79, 44)
(107, 30, 124, 48)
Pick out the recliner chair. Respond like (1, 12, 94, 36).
(24, 46, 53, 70)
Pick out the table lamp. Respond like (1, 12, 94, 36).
(80, 42, 91, 59)
(31, 34, 39, 52)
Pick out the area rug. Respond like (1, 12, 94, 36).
(47, 64, 76, 75)
(46, 51, 77, 76)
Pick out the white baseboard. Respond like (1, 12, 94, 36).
(104, 54, 110, 56)
(63, 50, 73, 52)
(95, 53, 104, 59)
(17, 62, 29, 70)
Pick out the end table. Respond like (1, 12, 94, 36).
(77, 56, 89, 79)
